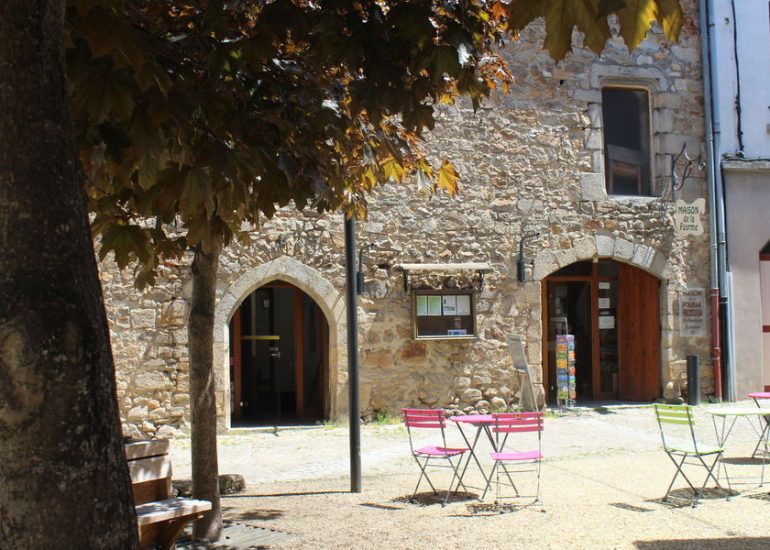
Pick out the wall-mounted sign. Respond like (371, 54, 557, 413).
(673, 198, 705, 237)
(679, 287, 706, 337)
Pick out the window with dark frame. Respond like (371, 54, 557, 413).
(601, 87, 652, 196)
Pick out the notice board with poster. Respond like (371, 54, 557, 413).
(679, 287, 706, 337)
(412, 290, 476, 339)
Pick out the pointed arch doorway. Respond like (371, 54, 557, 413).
(229, 282, 328, 425)
(542, 259, 661, 403)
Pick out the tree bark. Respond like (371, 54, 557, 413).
(0, 2, 139, 548)
(189, 246, 223, 541)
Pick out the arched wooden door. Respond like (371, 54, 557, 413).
(543, 260, 661, 403)
(617, 264, 661, 402)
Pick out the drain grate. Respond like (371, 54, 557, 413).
(609, 502, 654, 513)
(745, 492, 770, 502)
(179, 523, 294, 549)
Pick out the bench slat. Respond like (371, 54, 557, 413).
(125, 440, 170, 460)
(135, 498, 212, 527)
(129, 455, 172, 484)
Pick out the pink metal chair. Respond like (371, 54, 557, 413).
(401, 408, 468, 506)
(481, 412, 544, 505)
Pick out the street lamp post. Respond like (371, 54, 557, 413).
(344, 215, 362, 492)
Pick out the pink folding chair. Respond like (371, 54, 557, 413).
(401, 408, 468, 506)
(481, 412, 544, 505)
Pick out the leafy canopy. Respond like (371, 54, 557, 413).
(66, 0, 682, 286)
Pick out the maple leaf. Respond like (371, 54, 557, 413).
(436, 160, 460, 197)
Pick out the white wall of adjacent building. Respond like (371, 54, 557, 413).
(712, 0, 770, 157)
(713, 0, 770, 393)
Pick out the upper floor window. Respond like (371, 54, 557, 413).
(602, 87, 652, 196)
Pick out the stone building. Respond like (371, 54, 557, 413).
(105, 1, 716, 439)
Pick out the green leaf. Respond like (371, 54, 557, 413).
(98, 224, 152, 269)
(508, 0, 611, 60)
(599, 0, 629, 15)
(127, 110, 164, 189)
(616, 0, 682, 50)
(543, 1, 608, 60)
(179, 167, 215, 219)
(83, 8, 150, 72)
(506, 0, 545, 31)
(429, 46, 462, 81)
(616, 0, 658, 51)
(655, 0, 684, 43)
(135, 62, 173, 96)
(74, 69, 135, 123)
(381, 158, 406, 183)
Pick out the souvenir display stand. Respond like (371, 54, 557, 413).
(555, 334, 577, 414)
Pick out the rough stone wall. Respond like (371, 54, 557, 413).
(103, 0, 713, 437)
(103, 261, 193, 439)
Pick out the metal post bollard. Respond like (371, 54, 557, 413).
(687, 355, 700, 406)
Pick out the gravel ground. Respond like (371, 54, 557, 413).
(171, 403, 770, 549)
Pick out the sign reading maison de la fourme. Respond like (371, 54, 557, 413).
(673, 198, 705, 237)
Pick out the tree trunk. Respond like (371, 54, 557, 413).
(189, 246, 223, 541)
(0, 2, 139, 548)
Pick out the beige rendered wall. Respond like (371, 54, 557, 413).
(761, 259, 770, 387)
(724, 166, 770, 395)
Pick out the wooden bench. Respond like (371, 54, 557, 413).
(126, 440, 212, 550)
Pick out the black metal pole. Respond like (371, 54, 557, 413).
(345, 215, 362, 492)
(687, 355, 700, 406)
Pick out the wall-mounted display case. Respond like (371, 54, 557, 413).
(412, 289, 476, 340)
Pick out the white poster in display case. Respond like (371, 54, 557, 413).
(456, 295, 471, 316)
(442, 295, 457, 315)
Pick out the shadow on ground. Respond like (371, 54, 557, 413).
(464, 501, 547, 516)
(359, 502, 403, 511)
(223, 490, 348, 499)
(392, 490, 478, 506)
(608, 502, 655, 513)
(646, 487, 737, 508)
(636, 537, 770, 549)
(221, 505, 283, 522)
(722, 456, 768, 466)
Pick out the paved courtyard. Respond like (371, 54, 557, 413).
(171, 403, 770, 549)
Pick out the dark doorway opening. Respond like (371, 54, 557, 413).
(546, 281, 593, 402)
(229, 283, 328, 425)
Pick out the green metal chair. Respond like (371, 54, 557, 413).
(653, 403, 730, 505)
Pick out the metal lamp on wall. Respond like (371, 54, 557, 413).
(517, 232, 540, 282)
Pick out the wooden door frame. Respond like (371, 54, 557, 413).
(593, 271, 620, 400)
(294, 287, 325, 418)
(541, 274, 593, 401)
(541, 263, 621, 403)
(231, 308, 243, 420)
